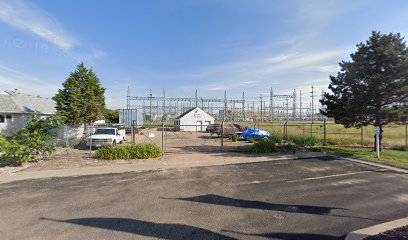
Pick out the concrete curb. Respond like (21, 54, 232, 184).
(345, 217, 408, 240)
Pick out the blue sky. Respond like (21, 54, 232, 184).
(0, 0, 408, 108)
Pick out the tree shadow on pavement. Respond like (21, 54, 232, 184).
(40, 217, 237, 240)
(164, 194, 387, 222)
(223, 230, 345, 240)
(163, 194, 344, 215)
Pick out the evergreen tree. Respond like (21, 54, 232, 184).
(103, 109, 119, 123)
(320, 31, 408, 150)
(53, 63, 106, 125)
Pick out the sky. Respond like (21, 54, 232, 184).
(0, 0, 408, 108)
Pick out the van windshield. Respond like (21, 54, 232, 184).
(94, 129, 116, 135)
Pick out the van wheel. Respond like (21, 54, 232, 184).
(112, 141, 117, 146)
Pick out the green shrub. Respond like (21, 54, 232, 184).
(250, 139, 277, 153)
(0, 114, 61, 166)
(95, 144, 162, 160)
(288, 135, 319, 146)
(271, 135, 282, 143)
(229, 133, 239, 142)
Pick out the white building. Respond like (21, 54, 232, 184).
(0, 90, 55, 136)
(174, 107, 215, 131)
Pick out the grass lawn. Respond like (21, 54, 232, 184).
(228, 121, 407, 148)
(307, 146, 408, 167)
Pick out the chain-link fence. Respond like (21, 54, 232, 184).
(51, 124, 119, 159)
(234, 121, 408, 149)
(48, 121, 407, 160)
(127, 123, 252, 153)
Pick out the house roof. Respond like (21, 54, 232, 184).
(175, 107, 214, 120)
(175, 107, 197, 119)
(0, 91, 55, 114)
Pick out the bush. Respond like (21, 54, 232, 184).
(271, 135, 282, 143)
(0, 135, 26, 166)
(0, 114, 61, 166)
(288, 135, 319, 146)
(250, 139, 277, 153)
(95, 144, 162, 160)
(229, 133, 238, 142)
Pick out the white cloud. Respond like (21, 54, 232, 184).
(176, 47, 345, 94)
(0, 64, 59, 97)
(0, 0, 77, 51)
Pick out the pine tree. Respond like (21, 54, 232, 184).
(320, 31, 408, 150)
(53, 63, 106, 125)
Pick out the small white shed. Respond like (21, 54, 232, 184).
(174, 107, 215, 131)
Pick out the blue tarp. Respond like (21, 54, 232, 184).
(242, 128, 272, 140)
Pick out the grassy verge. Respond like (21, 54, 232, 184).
(307, 146, 408, 167)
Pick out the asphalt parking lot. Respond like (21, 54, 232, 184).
(0, 156, 407, 240)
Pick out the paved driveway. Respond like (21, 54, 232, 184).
(0, 156, 407, 240)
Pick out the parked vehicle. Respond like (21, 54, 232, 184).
(87, 127, 126, 147)
(214, 124, 248, 137)
(206, 123, 221, 133)
(241, 128, 272, 141)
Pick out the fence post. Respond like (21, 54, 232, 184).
(89, 123, 93, 158)
(161, 121, 164, 155)
(361, 126, 364, 146)
(221, 121, 224, 152)
(405, 121, 407, 151)
(131, 120, 135, 146)
(323, 118, 327, 146)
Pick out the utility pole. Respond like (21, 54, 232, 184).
(260, 94, 263, 122)
(224, 90, 227, 120)
(126, 85, 130, 110)
(195, 89, 198, 107)
(232, 100, 235, 121)
(299, 90, 302, 121)
(286, 97, 289, 121)
(149, 89, 152, 125)
(270, 87, 274, 121)
(242, 91, 246, 121)
(142, 100, 145, 120)
(252, 101, 255, 121)
(162, 88, 166, 119)
(292, 89, 297, 119)
(311, 85, 315, 123)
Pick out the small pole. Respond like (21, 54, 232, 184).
(131, 120, 135, 145)
(161, 120, 164, 155)
(361, 127, 364, 146)
(323, 118, 327, 146)
(375, 126, 380, 158)
(376, 132, 380, 158)
(405, 121, 407, 151)
(221, 121, 224, 152)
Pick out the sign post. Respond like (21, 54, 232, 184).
(374, 126, 380, 159)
